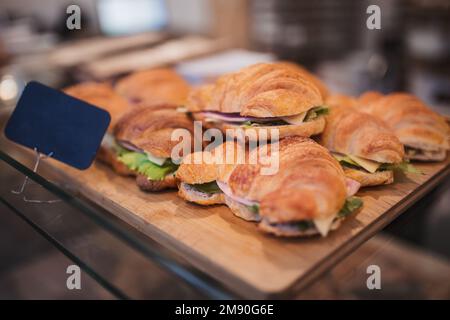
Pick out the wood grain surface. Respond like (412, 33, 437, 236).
(48, 156, 450, 298)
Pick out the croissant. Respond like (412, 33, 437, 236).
(176, 136, 363, 235)
(227, 137, 360, 237)
(186, 63, 327, 140)
(358, 92, 449, 161)
(325, 94, 357, 109)
(176, 141, 245, 206)
(320, 98, 405, 186)
(358, 91, 383, 107)
(113, 107, 194, 191)
(115, 68, 190, 108)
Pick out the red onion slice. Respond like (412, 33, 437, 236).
(117, 140, 143, 153)
(198, 111, 280, 123)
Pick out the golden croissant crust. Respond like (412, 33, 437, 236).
(320, 106, 404, 163)
(228, 137, 347, 222)
(325, 94, 357, 109)
(114, 107, 193, 158)
(186, 63, 324, 117)
(359, 92, 449, 152)
(115, 68, 190, 108)
(176, 141, 246, 184)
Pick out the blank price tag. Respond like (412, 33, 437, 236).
(5, 81, 111, 170)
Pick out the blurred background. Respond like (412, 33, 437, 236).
(0, 0, 449, 299)
(1, 0, 449, 113)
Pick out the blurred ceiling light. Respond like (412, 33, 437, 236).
(367, 54, 388, 79)
(97, 0, 167, 36)
(0, 75, 19, 102)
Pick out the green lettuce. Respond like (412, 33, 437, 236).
(191, 181, 222, 194)
(113, 141, 129, 156)
(117, 151, 178, 181)
(305, 106, 329, 121)
(379, 161, 423, 174)
(297, 220, 315, 231)
(248, 204, 260, 214)
(274, 197, 363, 232)
(338, 196, 363, 218)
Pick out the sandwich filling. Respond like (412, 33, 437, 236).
(183, 181, 222, 196)
(405, 146, 447, 161)
(197, 106, 329, 128)
(332, 153, 420, 174)
(215, 180, 261, 221)
(261, 196, 363, 237)
(113, 141, 178, 180)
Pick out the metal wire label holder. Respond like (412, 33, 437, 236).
(11, 147, 61, 203)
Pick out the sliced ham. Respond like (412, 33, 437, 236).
(346, 178, 361, 197)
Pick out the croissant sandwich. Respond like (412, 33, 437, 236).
(186, 63, 328, 140)
(226, 137, 363, 237)
(175, 141, 245, 207)
(64, 82, 134, 175)
(320, 95, 413, 187)
(358, 92, 449, 161)
(113, 107, 193, 191)
(115, 68, 190, 108)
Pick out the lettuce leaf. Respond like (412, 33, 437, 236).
(338, 196, 363, 218)
(297, 220, 315, 230)
(304, 106, 329, 121)
(117, 151, 178, 180)
(113, 141, 129, 156)
(379, 161, 422, 174)
(248, 204, 260, 214)
(191, 181, 222, 194)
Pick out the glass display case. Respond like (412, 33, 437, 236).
(1, 108, 449, 299)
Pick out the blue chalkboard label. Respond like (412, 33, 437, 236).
(5, 81, 111, 170)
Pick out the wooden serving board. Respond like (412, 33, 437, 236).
(48, 156, 450, 298)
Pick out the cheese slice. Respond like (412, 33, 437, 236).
(348, 155, 381, 173)
(176, 106, 188, 113)
(313, 215, 335, 237)
(205, 117, 219, 123)
(145, 152, 167, 166)
(101, 133, 114, 149)
(281, 111, 307, 125)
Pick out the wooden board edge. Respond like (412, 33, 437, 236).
(270, 163, 450, 299)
